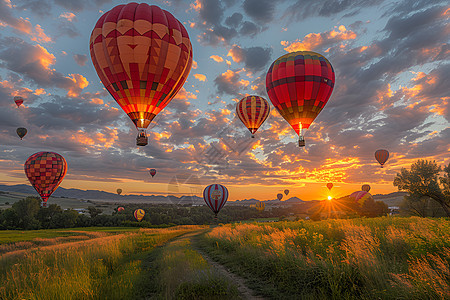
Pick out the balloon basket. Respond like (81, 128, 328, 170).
(136, 131, 148, 146)
(298, 137, 305, 147)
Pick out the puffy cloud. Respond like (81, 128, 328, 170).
(239, 21, 260, 37)
(227, 45, 272, 72)
(214, 69, 245, 95)
(0, 37, 88, 95)
(281, 25, 357, 52)
(225, 12, 243, 27)
(73, 54, 88, 66)
(30, 24, 52, 43)
(210, 55, 224, 62)
(0, 1, 33, 34)
(59, 12, 77, 22)
(194, 74, 207, 81)
(243, 0, 278, 23)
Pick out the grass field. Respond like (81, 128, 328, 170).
(200, 217, 450, 299)
(0, 225, 204, 299)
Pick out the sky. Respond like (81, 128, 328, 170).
(0, 0, 448, 202)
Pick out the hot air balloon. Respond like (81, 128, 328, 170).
(284, 189, 289, 196)
(266, 51, 335, 147)
(255, 201, 265, 212)
(134, 209, 145, 221)
(24, 152, 67, 207)
(149, 169, 156, 178)
(362, 184, 371, 192)
(16, 127, 27, 140)
(117, 207, 125, 212)
(90, 3, 193, 146)
(350, 191, 373, 206)
(117, 188, 122, 195)
(14, 96, 23, 108)
(203, 184, 228, 218)
(327, 183, 333, 190)
(236, 95, 270, 138)
(277, 193, 283, 201)
(375, 149, 389, 168)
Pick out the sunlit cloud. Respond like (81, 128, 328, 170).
(194, 73, 206, 81)
(210, 55, 224, 62)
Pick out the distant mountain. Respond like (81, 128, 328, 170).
(0, 184, 204, 205)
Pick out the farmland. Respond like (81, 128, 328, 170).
(1, 217, 449, 299)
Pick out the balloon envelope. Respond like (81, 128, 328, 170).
(256, 201, 265, 211)
(16, 127, 27, 139)
(90, 3, 193, 131)
(149, 169, 156, 177)
(134, 209, 145, 221)
(327, 183, 333, 190)
(14, 96, 23, 107)
(362, 184, 371, 192)
(277, 193, 283, 201)
(24, 152, 67, 207)
(117, 188, 122, 195)
(203, 184, 228, 217)
(284, 189, 289, 195)
(350, 191, 372, 206)
(117, 207, 125, 212)
(375, 149, 389, 168)
(236, 95, 270, 137)
(266, 51, 335, 135)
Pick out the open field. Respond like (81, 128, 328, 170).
(199, 217, 450, 299)
(0, 225, 205, 299)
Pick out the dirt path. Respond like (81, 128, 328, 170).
(180, 231, 265, 300)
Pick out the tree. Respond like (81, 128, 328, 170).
(394, 160, 450, 217)
(12, 197, 41, 229)
(87, 206, 102, 218)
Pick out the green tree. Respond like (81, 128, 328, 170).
(87, 206, 103, 218)
(394, 160, 450, 217)
(12, 197, 41, 229)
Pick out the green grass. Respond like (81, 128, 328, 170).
(139, 231, 241, 300)
(198, 217, 450, 299)
(0, 226, 204, 299)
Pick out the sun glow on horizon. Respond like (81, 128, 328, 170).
(327, 196, 332, 201)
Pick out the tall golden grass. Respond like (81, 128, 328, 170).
(203, 217, 450, 299)
(0, 226, 203, 299)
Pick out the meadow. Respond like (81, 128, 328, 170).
(0, 225, 204, 299)
(200, 217, 450, 299)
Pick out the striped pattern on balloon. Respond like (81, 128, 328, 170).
(203, 184, 228, 218)
(236, 95, 270, 138)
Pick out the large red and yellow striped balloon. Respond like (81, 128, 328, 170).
(90, 3, 193, 130)
(375, 149, 389, 168)
(236, 95, 270, 138)
(266, 51, 335, 139)
(24, 152, 67, 207)
(203, 184, 228, 217)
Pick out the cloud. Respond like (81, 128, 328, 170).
(0, 37, 89, 95)
(0, 1, 33, 34)
(243, 0, 277, 23)
(73, 54, 88, 66)
(194, 74, 207, 81)
(30, 24, 52, 43)
(225, 12, 243, 27)
(214, 69, 248, 95)
(281, 25, 357, 52)
(59, 12, 77, 22)
(239, 21, 260, 37)
(210, 55, 224, 63)
(227, 45, 272, 72)
(53, 0, 112, 12)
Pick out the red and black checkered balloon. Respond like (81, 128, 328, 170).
(24, 152, 67, 206)
(90, 3, 193, 130)
(266, 51, 335, 135)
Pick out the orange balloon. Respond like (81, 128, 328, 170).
(90, 3, 193, 131)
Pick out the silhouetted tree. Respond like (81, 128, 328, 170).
(394, 160, 450, 217)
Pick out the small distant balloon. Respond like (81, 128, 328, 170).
(277, 193, 283, 201)
(24, 152, 67, 207)
(117, 207, 125, 212)
(375, 149, 389, 168)
(284, 189, 289, 196)
(16, 127, 27, 140)
(256, 201, 265, 212)
(362, 184, 371, 192)
(134, 209, 145, 222)
(117, 188, 122, 195)
(14, 96, 23, 108)
(149, 169, 156, 178)
(203, 184, 228, 218)
(327, 183, 333, 190)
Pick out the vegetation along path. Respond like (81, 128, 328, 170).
(143, 228, 265, 299)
